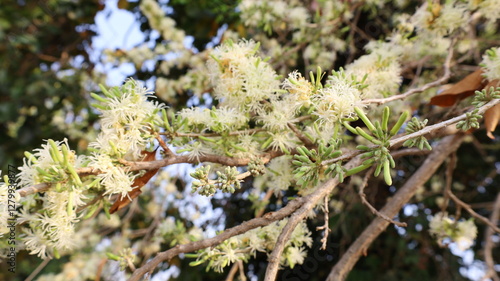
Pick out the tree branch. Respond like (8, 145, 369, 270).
(326, 133, 465, 281)
(362, 37, 455, 105)
(358, 166, 407, 227)
(128, 194, 307, 281)
(263, 157, 361, 281)
(446, 190, 500, 233)
(323, 99, 500, 166)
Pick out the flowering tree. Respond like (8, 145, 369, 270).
(2, 1, 500, 280)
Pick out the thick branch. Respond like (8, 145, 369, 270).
(327, 133, 465, 281)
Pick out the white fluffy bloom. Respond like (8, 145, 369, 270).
(258, 155, 295, 194)
(473, 0, 500, 26)
(433, 2, 469, 36)
(411, 2, 468, 36)
(178, 107, 212, 130)
(455, 219, 477, 251)
(268, 131, 298, 153)
(312, 80, 362, 125)
(207, 40, 280, 111)
(91, 79, 164, 160)
(345, 51, 402, 98)
(481, 47, 500, 81)
(429, 212, 477, 251)
(140, 0, 186, 42)
(258, 96, 300, 132)
(178, 107, 248, 133)
(17, 139, 85, 189)
(283, 246, 307, 268)
(89, 153, 135, 199)
(282, 70, 314, 106)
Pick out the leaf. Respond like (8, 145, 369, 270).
(483, 80, 500, 139)
(109, 150, 160, 214)
(430, 69, 487, 107)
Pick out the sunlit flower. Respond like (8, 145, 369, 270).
(206, 39, 280, 111)
(312, 80, 362, 124)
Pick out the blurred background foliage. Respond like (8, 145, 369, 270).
(1, 0, 499, 281)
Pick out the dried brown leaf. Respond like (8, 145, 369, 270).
(110, 150, 160, 214)
(430, 69, 486, 107)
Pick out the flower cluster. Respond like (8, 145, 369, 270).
(345, 43, 402, 98)
(206, 39, 280, 111)
(429, 212, 477, 251)
(312, 76, 363, 125)
(14, 139, 88, 258)
(411, 1, 469, 36)
(90, 79, 164, 198)
(192, 219, 312, 272)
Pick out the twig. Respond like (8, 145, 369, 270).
(95, 258, 108, 281)
(225, 260, 239, 281)
(163, 128, 265, 138)
(25, 258, 52, 281)
(288, 122, 314, 147)
(482, 193, 500, 281)
(362, 37, 455, 105)
(323, 98, 500, 166)
(128, 195, 307, 281)
(327, 133, 465, 281)
(316, 195, 331, 250)
(263, 157, 361, 281)
(226, 189, 274, 280)
(237, 260, 246, 281)
(18, 151, 281, 197)
(155, 134, 173, 155)
(441, 153, 457, 213)
(358, 166, 407, 227)
(446, 190, 500, 233)
(18, 183, 50, 197)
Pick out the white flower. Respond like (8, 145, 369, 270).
(411, 2, 468, 36)
(284, 246, 307, 268)
(89, 153, 135, 199)
(268, 131, 298, 153)
(258, 97, 300, 132)
(312, 80, 362, 124)
(91, 79, 164, 160)
(207, 40, 280, 111)
(178, 107, 212, 131)
(282, 70, 314, 105)
(475, 0, 500, 26)
(429, 212, 477, 250)
(260, 155, 295, 194)
(481, 47, 500, 81)
(345, 50, 402, 98)
(23, 228, 52, 259)
(455, 219, 477, 251)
